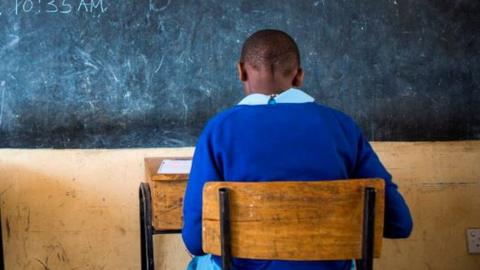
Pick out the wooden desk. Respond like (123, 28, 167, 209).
(140, 157, 189, 270)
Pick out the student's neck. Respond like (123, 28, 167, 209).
(246, 84, 291, 96)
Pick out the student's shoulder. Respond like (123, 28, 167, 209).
(202, 106, 245, 131)
(312, 103, 354, 121)
(313, 103, 361, 132)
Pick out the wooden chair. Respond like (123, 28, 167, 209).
(202, 179, 385, 270)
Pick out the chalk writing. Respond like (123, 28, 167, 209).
(149, 0, 171, 12)
(14, 0, 107, 15)
(47, 0, 59, 13)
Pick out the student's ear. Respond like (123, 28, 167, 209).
(237, 63, 248, 82)
(292, 68, 304, 87)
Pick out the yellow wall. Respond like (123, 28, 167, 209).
(0, 141, 479, 270)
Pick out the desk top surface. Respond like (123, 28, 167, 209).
(145, 157, 190, 182)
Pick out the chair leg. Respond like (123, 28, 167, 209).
(219, 188, 232, 270)
(359, 187, 376, 270)
(140, 183, 155, 270)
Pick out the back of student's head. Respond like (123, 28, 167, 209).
(240, 29, 301, 77)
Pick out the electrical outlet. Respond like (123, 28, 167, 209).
(466, 228, 480, 254)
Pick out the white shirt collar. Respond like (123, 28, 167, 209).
(237, 88, 315, 105)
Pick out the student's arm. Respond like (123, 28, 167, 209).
(182, 127, 222, 255)
(352, 133, 413, 238)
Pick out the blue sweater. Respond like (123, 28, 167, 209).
(182, 102, 413, 270)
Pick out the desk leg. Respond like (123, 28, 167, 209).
(139, 183, 155, 270)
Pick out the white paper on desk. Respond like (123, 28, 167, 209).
(157, 159, 192, 174)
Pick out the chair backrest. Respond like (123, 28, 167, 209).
(202, 179, 385, 262)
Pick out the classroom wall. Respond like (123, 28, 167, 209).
(0, 141, 479, 270)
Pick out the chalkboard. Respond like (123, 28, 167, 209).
(0, 0, 479, 148)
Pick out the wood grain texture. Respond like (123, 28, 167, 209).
(202, 179, 385, 261)
(144, 158, 189, 230)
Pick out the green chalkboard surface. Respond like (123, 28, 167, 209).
(0, 0, 479, 148)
